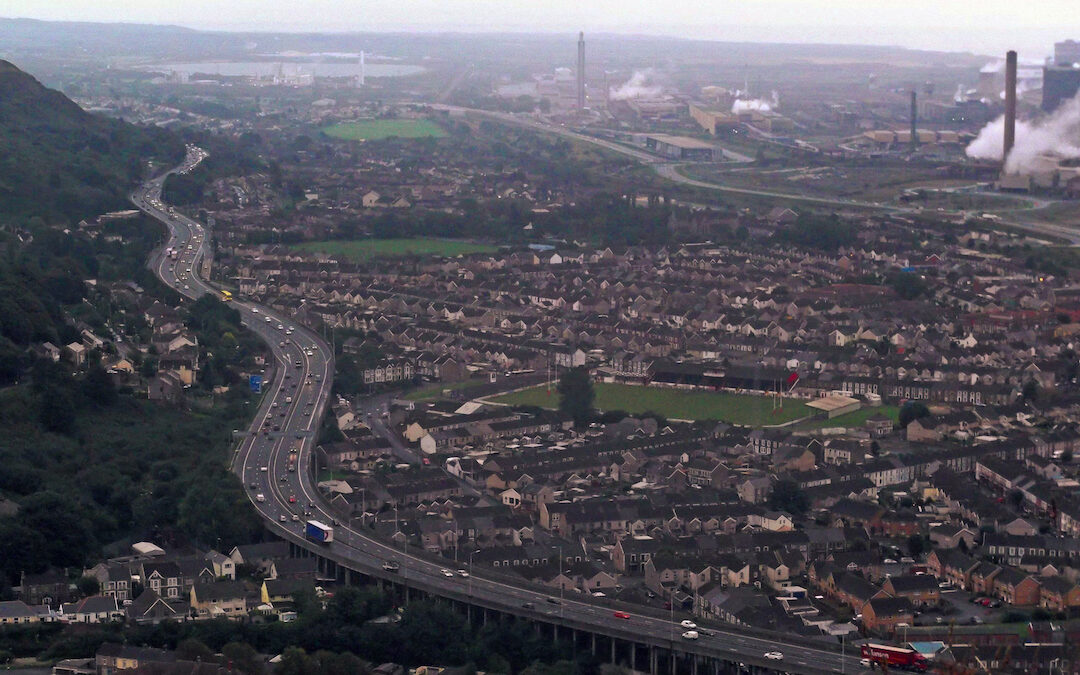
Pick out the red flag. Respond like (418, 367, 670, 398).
(787, 372, 799, 386)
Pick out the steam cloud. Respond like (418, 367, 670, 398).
(966, 92, 1080, 173)
(609, 69, 663, 100)
(732, 91, 780, 114)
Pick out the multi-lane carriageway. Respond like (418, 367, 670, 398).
(135, 151, 867, 675)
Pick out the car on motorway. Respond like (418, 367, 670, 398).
(265, 317, 272, 323)
(383, 561, 400, 573)
(277, 324, 284, 330)
(292, 514, 300, 522)
(456, 569, 469, 578)
(249, 482, 257, 490)
(440, 569, 454, 578)
(764, 652, 784, 661)
(681, 631, 699, 641)
(521, 602, 535, 609)
(613, 611, 630, 619)
(256, 493, 266, 503)
(546, 598, 560, 605)
(680, 620, 697, 629)
(288, 495, 297, 503)
(279, 515, 287, 523)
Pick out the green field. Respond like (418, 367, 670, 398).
(404, 380, 488, 402)
(793, 405, 899, 431)
(292, 238, 498, 261)
(491, 382, 814, 426)
(322, 119, 448, 141)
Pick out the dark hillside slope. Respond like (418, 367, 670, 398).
(0, 59, 182, 222)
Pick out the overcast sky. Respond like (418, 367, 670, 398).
(2, 0, 1077, 57)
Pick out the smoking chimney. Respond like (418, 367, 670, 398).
(577, 32, 586, 111)
(1004, 50, 1017, 163)
(910, 90, 918, 152)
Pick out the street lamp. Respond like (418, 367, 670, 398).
(841, 632, 845, 675)
(469, 549, 480, 598)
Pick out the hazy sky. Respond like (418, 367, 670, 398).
(2, 0, 1077, 56)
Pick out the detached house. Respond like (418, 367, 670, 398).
(190, 581, 249, 620)
(61, 595, 120, 624)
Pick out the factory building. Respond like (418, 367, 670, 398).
(744, 110, 794, 133)
(1042, 39, 1080, 112)
(689, 103, 741, 135)
(1043, 66, 1080, 112)
(645, 134, 716, 161)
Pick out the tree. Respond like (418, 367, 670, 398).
(898, 401, 930, 428)
(176, 639, 214, 663)
(768, 479, 809, 515)
(906, 534, 927, 558)
(1062, 449, 1073, 464)
(275, 647, 313, 675)
(1022, 379, 1040, 402)
(81, 364, 118, 406)
(557, 367, 594, 426)
(39, 386, 76, 434)
(222, 642, 264, 675)
(1008, 489, 1025, 510)
(75, 576, 100, 597)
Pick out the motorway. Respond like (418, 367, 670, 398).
(135, 149, 865, 674)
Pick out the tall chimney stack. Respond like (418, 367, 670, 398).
(910, 90, 918, 152)
(577, 32, 586, 111)
(1004, 50, 1017, 164)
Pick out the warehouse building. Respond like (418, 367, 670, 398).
(645, 134, 716, 160)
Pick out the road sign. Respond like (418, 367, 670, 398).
(249, 375, 263, 394)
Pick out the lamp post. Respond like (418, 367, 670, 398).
(841, 632, 845, 675)
(559, 545, 565, 619)
(469, 549, 479, 599)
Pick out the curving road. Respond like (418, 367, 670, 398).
(135, 149, 865, 674)
(432, 104, 1080, 245)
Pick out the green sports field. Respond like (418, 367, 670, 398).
(404, 380, 488, 402)
(490, 382, 814, 426)
(322, 119, 447, 141)
(292, 238, 497, 261)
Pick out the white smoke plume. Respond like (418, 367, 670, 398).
(732, 91, 780, 114)
(966, 91, 1080, 173)
(609, 69, 663, 100)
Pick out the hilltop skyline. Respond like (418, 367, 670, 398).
(0, 0, 1077, 57)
